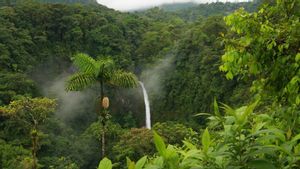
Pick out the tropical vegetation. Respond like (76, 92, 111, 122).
(0, 0, 299, 169)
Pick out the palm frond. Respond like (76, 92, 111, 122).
(66, 72, 96, 91)
(95, 57, 115, 77)
(109, 70, 138, 88)
(72, 53, 97, 74)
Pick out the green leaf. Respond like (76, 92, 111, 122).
(135, 156, 147, 169)
(182, 141, 197, 150)
(151, 156, 164, 167)
(72, 53, 97, 74)
(239, 100, 258, 125)
(110, 70, 138, 88)
(127, 157, 135, 169)
(213, 97, 220, 117)
(221, 103, 235, 116)
(66, 72, 96, 91)
(96, 57, 115, 76)
(296, 95, 300, 105)
(153, 131, 166, 157)
(227, 54, 234, 62)
(248, 159, 276, 169)
(226, 71, 233, 80)
(194, 113, 211, 117)
(202, 128, 211, 153)
(291, 133, 300, 143)
(296, 53, 300, 62)
(98, 158, 112, 169)
(165, 145, 180, 168)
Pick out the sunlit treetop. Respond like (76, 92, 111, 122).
(0, 97, 57, 127)
(220, 0, 300, 105)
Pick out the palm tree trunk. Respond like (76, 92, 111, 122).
(101, 126, 105, 157)
(31, 127, 38, 169)
(100, 80, 106, 157)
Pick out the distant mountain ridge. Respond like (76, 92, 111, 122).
(138, 1, 262, 22)
(0, 0, 97, 6)
(159, 2, 198, 11)
(35, 0, 97, 4)
(160, 1, 261, 13)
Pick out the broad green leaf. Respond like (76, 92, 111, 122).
(291, 133, 300, 143)
(165, 145, 180, 168)
(251, 122, 266, 134)
(98, 158, 112, 169)
(227, 54, 234, 62)
(152, 156, 164, 167)
(264, 145, 291, 156)
(202, 128, 211, 153)
(153, 131, 166, 157)
(181, 149, 202, 160)
(296, 53, 300, 62)
(226, 71, 233, 80)
(135, 156, 147, 169)
(221, 103, 235, 116)
(194, 113, 211, 117)
(239, 100, 258, 125)
(248, 159, 276, 169)
(213, 97, 221, 117)
(296, 95, 300, 105)
(143, 165, 161, 169)
(252, 129, 286, 142)
(286, 128, 292, 140)
(183, 141, 197, 150)
(127, 157, 135, 169)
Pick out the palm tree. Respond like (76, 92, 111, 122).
(66, 53, 138, 157)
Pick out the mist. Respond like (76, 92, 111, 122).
(42, 73, 96, 121)
(140, 56, 174, 97)
(96, 0, 251, 11)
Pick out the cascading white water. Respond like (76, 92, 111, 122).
(139, 81, 151, 129)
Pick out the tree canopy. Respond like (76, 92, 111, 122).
(1, 0, 299, 168)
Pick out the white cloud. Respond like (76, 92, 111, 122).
(96, 0, 250, 11)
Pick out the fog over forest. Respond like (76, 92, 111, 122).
(96, 0, 251, 11)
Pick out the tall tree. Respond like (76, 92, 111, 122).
(66, 53, 138, 157)
(0, 97, 56, 169)
(220, 0, 299, 105)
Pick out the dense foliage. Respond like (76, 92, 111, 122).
(99, 0, 300, 169)
(0, 0, 299, 169)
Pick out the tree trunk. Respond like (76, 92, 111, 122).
(101, 126, 105, 158)
(100, 80, 106, 157)
(31, 127, 38, 169)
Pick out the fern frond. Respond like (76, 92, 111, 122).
(66, 72, 96, 91)
(220, 103, 235, 116)
(72, 53, 97, 74)
(109, 70, 138, 88)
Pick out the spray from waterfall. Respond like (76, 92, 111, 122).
(139, 81, 151, 129)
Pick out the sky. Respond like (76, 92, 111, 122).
(96, 0, 250, 11)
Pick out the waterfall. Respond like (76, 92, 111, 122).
(139, 81, 151, 129)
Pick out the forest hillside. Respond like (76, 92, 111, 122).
(0, 0, 299, 169)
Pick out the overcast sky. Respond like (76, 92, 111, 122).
(96, 0, 250, 11)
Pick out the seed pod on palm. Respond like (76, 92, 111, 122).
(102, 97, 109, 109)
